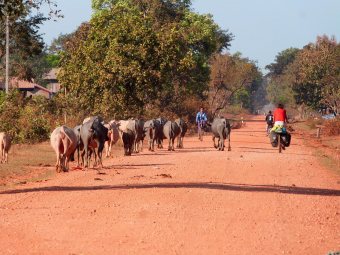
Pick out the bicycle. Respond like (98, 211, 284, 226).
(198, 121, 206, 141)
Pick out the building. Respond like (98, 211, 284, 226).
(43, 68, 61, 93)
(0, 78, 54, 99)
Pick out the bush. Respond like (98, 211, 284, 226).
(323, 118, 340, 136)
(306, 117, 324, 129)
(0, 90, 54, 143)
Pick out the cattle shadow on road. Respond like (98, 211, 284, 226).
(2, 182, 339, 197)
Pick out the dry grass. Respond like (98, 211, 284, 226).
(323, 118, 340, 136)
(0, 142, 56, 187)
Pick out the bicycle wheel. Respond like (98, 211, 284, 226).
(278, 134, 282, 153)
(198, 125, 203, 141)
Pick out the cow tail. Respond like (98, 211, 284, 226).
(61, 126, 71, 141)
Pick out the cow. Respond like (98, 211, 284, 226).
(0, 132, 11, 164)
(122, 130, 135, 156)
(104, 121, 120, 158)
(116, 119, 144, 153)
(210, 117, 231, 151)
(143, 119, 162, 151)
(175, 118, 188, 149)
(163, 121, 181, 151)
(156, 117, 167, 148)
(73, 125, 83, 166)
(132, 119, 145, 153)
(50, 126, 78, 172)
(80, 116, 109, 168)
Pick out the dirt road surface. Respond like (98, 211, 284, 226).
(1, 118, 339, 255)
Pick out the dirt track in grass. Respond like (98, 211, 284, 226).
(0, 116, 339, 255)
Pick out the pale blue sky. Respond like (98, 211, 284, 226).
(39, 0, 340, 72)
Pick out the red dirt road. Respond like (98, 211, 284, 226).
(1, 118, 339, 254)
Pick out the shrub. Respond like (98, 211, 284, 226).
(306, 117, 324, 129)
(323, 118, 340, 136)
(0, 90, 53, 143)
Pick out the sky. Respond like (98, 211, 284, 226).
(39, 0, 340, 72)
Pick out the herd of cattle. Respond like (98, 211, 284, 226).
(0, 116, 232, 173)
(50, 116, 232, 172)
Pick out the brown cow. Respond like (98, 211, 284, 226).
(0, 132, 11, 163)
(50, 126, 78, 172)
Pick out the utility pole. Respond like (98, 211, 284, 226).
(64, 87, 67, 124)
(5, 15, 10, 93)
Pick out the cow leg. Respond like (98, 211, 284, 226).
(98, 143, 104, 168)
(0, 146, 3, 163)
(92, 149, 98, 168)
(0, 145, 4, 163)
(140, 140, 143, 152)
(4, 150, 8, 163)
(227, 133, 231, 151)
(109, 141, 113, 158)
(81, 149, 85, 167)
(129, 141, 133, 156)
(171, 138, 175, 151)
(219, 132, 225, 151)
(151, 139, 155, 152)
(168, 139, 171, 151)
(85, 147, 89, 168)
(64, 156, 70, 172)
(148, 139, 152, 151)
(56, 153, 60, 172)
(213, 137, 218, 149)
(105, 141, 109, 158)
(76, 147, 80, 167)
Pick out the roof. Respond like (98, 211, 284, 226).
(0, 78, 52, 94)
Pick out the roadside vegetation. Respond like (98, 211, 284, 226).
(0, 0, 338, 145)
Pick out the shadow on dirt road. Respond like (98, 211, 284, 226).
(2, 182, 339, 196)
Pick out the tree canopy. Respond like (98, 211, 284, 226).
(266, 35, 340, 116)
(208, 53, 262, 117)
(0, 0, 61, 82)
(59, 0, 232, 118)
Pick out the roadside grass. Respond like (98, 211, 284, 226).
(0, 142, 56, 188)
(315, 149, 340, 176)
(293, 123, 340, 176)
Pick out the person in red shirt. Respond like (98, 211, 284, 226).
(273, 103, 288, 126)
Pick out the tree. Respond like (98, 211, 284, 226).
(293, 36, 340, 114)
(59, 0, 232, 118)
(0, 0, 61, 81)
(207, 53, 261, 117)
(265, 47, 299, 76)
(265, 47, 300, 105)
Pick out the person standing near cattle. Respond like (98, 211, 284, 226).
(196, 107, 208, 141)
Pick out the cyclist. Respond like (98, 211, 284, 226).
(196, 107, 207, 139)
(273, 103, 288, 127)
(265, 110, 274, 135)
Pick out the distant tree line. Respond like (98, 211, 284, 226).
(266, 35, 339, 117)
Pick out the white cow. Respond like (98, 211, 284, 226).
(50, 126, 78, 172)
(0, 132, 11, 163)
(104, 121, 120, 158)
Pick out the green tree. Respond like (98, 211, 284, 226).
(265, 48, 300, 106)
(59, 0, 232, 118)
(0, 0, 61, 81)
(293, 36, 340, 114)
(265, 47, 299, 76)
